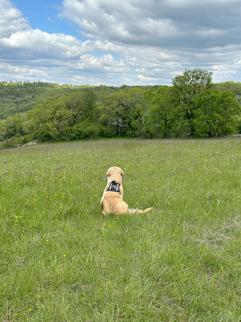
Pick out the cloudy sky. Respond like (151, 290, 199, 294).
(0, 0, 241, 85)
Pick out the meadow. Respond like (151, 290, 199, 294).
(0, 138, 241, 321)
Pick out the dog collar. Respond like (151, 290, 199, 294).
(107, 180, 121, 193)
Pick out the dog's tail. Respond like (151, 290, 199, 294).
(128, 207, 153, 215)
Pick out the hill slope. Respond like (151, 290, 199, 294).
(0, 82, 86, 119)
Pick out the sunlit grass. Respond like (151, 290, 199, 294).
(0, 138, 241, 321)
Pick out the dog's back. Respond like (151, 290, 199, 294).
(101, 166, 153, 216)
(102, 191, 128, 215)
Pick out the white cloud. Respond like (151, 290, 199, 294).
(62, 0, 180, 45)
(62, 0, 241, 48)
(195, 28, 226, 38)
(0, 29, 89, 60)
(0, 0, 28, 37)
(0, 0, 241, 84)
(60, 0, 241, 83)
(167, 0, 240, 7)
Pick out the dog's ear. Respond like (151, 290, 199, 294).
(121, 169, 124, 176)
(106, 169, 111, 177)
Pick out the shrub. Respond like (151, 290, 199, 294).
(72, 121, 100, 139)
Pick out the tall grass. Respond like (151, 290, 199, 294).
(0, 139, 241, 321)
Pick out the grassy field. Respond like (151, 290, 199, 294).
(0, 138, 241, 321)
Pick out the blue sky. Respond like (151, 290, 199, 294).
(0, 0, 241, 85)
(12, 0, 83, 38)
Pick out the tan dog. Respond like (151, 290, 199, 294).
(100, 166, 153, 216)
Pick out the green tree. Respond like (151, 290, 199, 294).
(173, 69, 213, 135)
(143, 87, 189, 138)
(27, 98, 74, 141)
(192, 90, 241, 137)
(66, 89, 96, 123)
(4, 114, 26, 138)
(82, 89, 96, 121)
(0, 120, 6, 140)
(72, 120, 100, 139)
(99, 89, 146, 137)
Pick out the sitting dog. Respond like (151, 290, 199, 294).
(100, 166, 153, 216)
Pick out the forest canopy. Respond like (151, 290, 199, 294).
(0, 70, 241, 147)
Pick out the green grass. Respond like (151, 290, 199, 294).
(0, 138, 241, 321)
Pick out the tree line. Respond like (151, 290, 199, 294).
(0, 69, 240, 147)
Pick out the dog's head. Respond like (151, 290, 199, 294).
(106, 166, 124, 182)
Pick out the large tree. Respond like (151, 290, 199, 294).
(192, 89, 241, 137)
(173, 69, 213, 135)
(143, 87, 189, 138)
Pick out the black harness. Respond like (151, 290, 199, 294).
(107, 180, 121, 193)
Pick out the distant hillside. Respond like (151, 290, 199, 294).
(0, 82, 56, 119)
(0, 82, 92, 119)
